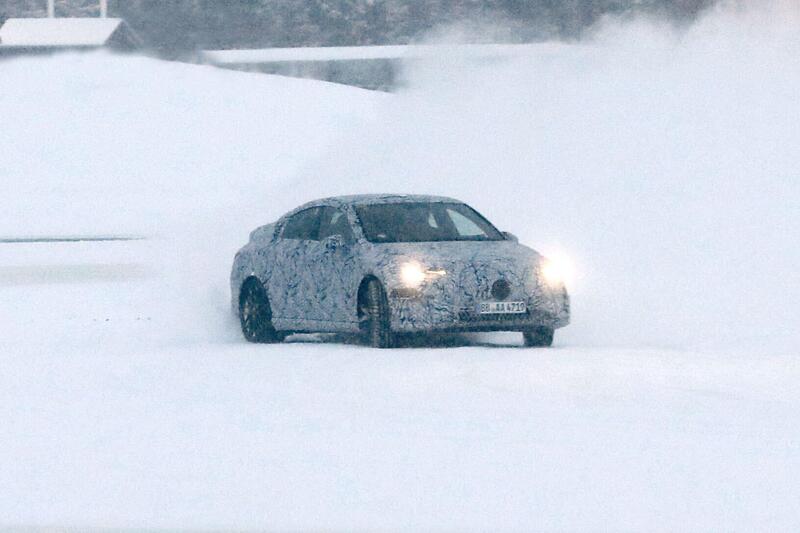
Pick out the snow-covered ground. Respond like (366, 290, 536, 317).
(2, 3, 800, 530)
(202, 42, 554, 63)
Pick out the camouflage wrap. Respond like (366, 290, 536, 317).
(231, 195, 570, 334)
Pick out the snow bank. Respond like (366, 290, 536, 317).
(0, 52, 384, 344)
(0, 52, 382, 238)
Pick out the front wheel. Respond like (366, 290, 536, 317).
(240, 281, 284, 344)
(364, 279, 393, 348)
(523, 326, 554, 347)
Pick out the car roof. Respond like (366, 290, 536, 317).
(295, 194, 463, 211)
(278, 194, 469, 223)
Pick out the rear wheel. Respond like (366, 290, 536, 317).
(240, 280, 284, 344)
(363, 279, 393, 348)
(523, 326, 554, 347)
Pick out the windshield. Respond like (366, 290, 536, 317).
(355, 202, 505, 243)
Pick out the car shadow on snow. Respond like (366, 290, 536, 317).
(282, 331, 525, 349)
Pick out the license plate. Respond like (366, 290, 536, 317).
(477, 301, 527, 314)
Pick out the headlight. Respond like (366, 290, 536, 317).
(540, 253, 577, 289)
(400, 262, 426, 288)
(541, 259, 564, 286)
(399, 261, 446, 288)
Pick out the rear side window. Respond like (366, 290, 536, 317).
(318, 207, 355, 242)
(282, 207, 321, 240)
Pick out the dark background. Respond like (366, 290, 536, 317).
(2, 0, 716, 53)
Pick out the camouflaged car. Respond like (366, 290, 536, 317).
(231, 195, 570, 348)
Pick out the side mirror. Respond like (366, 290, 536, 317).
(323, 234, 345, 250)
(502, 231, 519, 243)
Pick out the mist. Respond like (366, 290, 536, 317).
(3, 3, 800, 529)
(290, 1, 800, 352)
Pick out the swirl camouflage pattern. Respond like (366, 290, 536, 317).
(231, 194, 570, 347)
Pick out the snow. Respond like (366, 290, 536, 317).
(0, 18, 126, 47)
(287, 3, 800, 354)
(203, 43, 553, 64)
(2, 2, 800, 530)
(3, 317, 799, 530)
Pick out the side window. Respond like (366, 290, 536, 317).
(446, 207, 486, 237)
(318, 207, 355, 242)
(282, 207, 321, 240)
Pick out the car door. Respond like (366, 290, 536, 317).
(308, 206, 359, 327)
(269, 206, 322, 322)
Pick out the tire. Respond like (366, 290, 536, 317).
(523, 326, 554, 347)
(239, 280, 284, 344)
(364, 279, 393, 348)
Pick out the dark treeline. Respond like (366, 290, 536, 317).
(2, 0, 716, 52)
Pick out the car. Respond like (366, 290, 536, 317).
(230, 194, 570, 348)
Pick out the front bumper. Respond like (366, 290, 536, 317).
(388, 283, 570, 333)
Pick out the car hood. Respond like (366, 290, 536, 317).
(370, 240, 543, 276)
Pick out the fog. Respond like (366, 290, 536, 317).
(1, 3, 796, 353)
(292, 1, 800, 352)
(2, 3, 800, 530)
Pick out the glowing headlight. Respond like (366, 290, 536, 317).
(542, 261, 564, 285)
(537, 250, 575, 289)
(398, 262, 446, 288)
(541, 259, 566, 287)
(400, 262, 426, 288)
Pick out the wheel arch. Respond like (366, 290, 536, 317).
(356, 274, 382, 320)
(238, 275, 266, 314)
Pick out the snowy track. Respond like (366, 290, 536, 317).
(2, 240, 799, 530)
